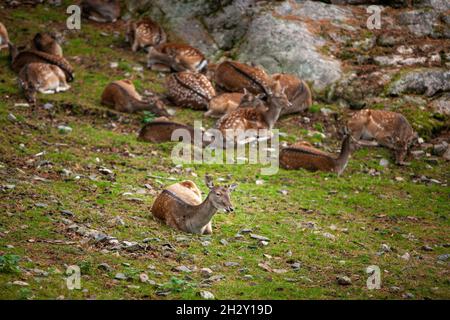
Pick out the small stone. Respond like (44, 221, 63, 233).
(250, 234, 270, 242)
(260, 241, 269, 246)
(114, 273, 127, 280)
(61, 210, 74, 217)
(219, 239, 228, 246)
(8, 113, 17, 122)
(290, 262, 301, 270)
(12, 281, 29, 286)
(395, 177, 404, 182)
(421, 245, 433, 252)
(139, 273, 149, 283)
(411, 150, 425, 158)
(437, 254, 450, 261)
(110, 62, 119, 68)
(98, 263, 112, 272)
(401, 252, 411, 261)
(224, 261, 239, 267)
(200, 268, 213, 278)
(322, 232, 336, 240)
(174, 265, 191, 273)
(381, 244, 391, 252)
(199, 290, 215, 300)
(402, 292, 414, 299)
(58, 125, 72, 134)
(279, 189, 288, 195)
(201, 241, 211, 247)
(240, 229, 252, 234)
(255, 179, 264, 185)
(98, 167, 113, 175)
(337, 276, 352, 285)
(390, 286, 402, 293)
(379, 158, 389, 167)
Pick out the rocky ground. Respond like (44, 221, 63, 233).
(0, 0, 449, 299)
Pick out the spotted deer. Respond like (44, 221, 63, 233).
(147, 43, 207, 72)
(347, 109, 417, 165)
(81, 0, 121, 23)
(151, 176, 237, 234)
(216, 81, 290, 143)
(166, 71, 216, 110)
(139, 120, 196, 143)
(31, 32, 63, 56)
(214, 61, 272, 96)
(9, 43, 74, 82)
(280, 135, 352, 176)
(0, 22, 9, 52)
(101, 80, 169, 116)
(272, 73, 312, 116)
(126, 18, 166, 52)
(18, 62, 70, 104)
(205, 92, 245, 118)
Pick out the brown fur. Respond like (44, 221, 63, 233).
(272, 73, 312, 116)
(165, 71, 216, 110)
(138, 120, 196, 143)
(214, 61, 273, 96)
(205, 93, 244, 118)
(101, 80, 169, 115)
(280, 135, 352, 176)
(126, 18, 166, 52)
(81, 0, 121, 23)
(347, 109, 417, 165)
(31, 32, 63, 56)
(0, 22, 9, 51)
(147, 43, 207, 72)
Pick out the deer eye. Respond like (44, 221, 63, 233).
(216, 192, 221, 196)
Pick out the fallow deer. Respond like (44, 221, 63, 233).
(347, 109, 417, 165)
(126, 18, 166, 52)
(205, 92, 244, 118)
(138, 120, 196, 143)
(147, 43, 207, 72)
(166, 71, 216, 110)
(81, 0, 121, 23)
(216, 81, 290, 143)
(9, 43, 74, 82)
(101, 80, 169, 116)
(18, 62, 70, 104)
(214, 61, 273, 96)
(151, 176, 237, 234)
(280, 135, 352, 176)
(31, 32, 63, 57)
(272, 73, 312, 116)
(0, 22, 9, 52)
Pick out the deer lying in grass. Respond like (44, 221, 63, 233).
(126, 18, 166, 52)
(147, 43, 207, 72)
(216, 81, 290, 143)
(101, 80, 169, 116)
(166, 71, 216, 110)
(205, 92, 245, 118)
(214, 61, 272, 96)
(272, 73, 312, 116)
(31, 32, 63, 57)
(9, 43, 74, 82)
(18, 62, 70, 104)
(280, 135, 352, 176)
(0, 22, 9, 52)
(347, 109, 417, 165)
(81, 0, 121, 23)
(151, 176, 237, 234)
(139, 119, 196, 143)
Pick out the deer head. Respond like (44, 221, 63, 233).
(263, 81, 291, 128)
(205, 175, 237, 213)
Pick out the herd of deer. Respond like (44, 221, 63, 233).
(0, 1, 419, 234)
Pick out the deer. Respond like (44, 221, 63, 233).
(126, 18, 166, 52)
(18, 62, 70, 104)
(9, 43, 74, 82)
(151, 176, 237, 234)
(216, 81, 291, 144)
(214, 61, 273, 97)
(0, 22, 9, 52)
(31, 32, 63, 57)
(272, 73, 312, 116)
(80, 0, 121, 23)
(147, 43, 207, 72)
(166, 71, 216, 110)
(139, 119, 196, 143)
(101, 80, 169, 116)
(280, 135, 352, 176)
(205, 92, 244, 118)
(347, 109, 418, 165)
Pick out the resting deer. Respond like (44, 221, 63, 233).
(81, 0, 121, 23)
(31, 32, 63, 56)
(9, 43, 74, 82)
(0, 22, 9, 52)
(126, 18, 166, 52)
(214, 61, 272, 96)
(18, 62, 70, 104)
(280, 135, 352, 176)
(216, 81, 290, 143)
(166, 71, 216, 110)
(147, 43, 207, 72)
(101, 80, 169, 116)
(272, 73, 312, 116)
(139, 120, 196, 143)
(347, 109, 417, 165)
(151, 176, 237, 234)
(205, 92, 244, 118)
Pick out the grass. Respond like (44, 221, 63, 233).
(0, 3, 449, 300)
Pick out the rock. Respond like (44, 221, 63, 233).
(437, 254, 450, 261)
(250, 234, 270, 242)
(200, 268, 213, 278)
(430, 94, 450, 116)
(199, 290, 215, 300)
(12, 281, 29, 286)
(240, 228, 252, 234)
(411, 150, 425, 158)
(443, 147, 450, 161)
(381, 244, 391, 252)
(43, 103, 53, 110)
(397, 9, 441, 38)
(322, 232, 336, 240)
(255, 179, 264, 185)
(290, 262, 301, 270)
(379, 158, 390, 167)
(122, 241, 141, 251)
(401, 252, 411, 261)
(402, 292, 415, 299)
(114, 273, 128, 280)
(139, 273, 149, 283)
(98, 167, 113, 175)
(389, 69, 450, 97)
(433, 142, 448, 156)
(7, 113, 17, 122)
(174, 265, 192, 273)
(98, 263, 112, 272)
(61, 210, 74, 217)
(219, 239, 229, 246)
(337, 275, 352, 285)
(421, 245, 433, 251)
(35, 203, 48, 208)
(390, 286, 402, 293)
(57, 125, 73, 134)
(224, 261, 239, 267)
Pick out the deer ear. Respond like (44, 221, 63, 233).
(205, 175, 214, 189)
(243, 88, 248, 95)
(228, 183, 238, 192)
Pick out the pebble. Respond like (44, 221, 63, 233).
(98, 263, 112, 272)
(379, 158, 389, 167)
(381, 244, 391, 252)
(224, 262, 239, 267)
(114, 273, 127, 280)
(219, 239, 229, 246)
(421, 245, 433, 252)
(402, 292, 415, 299)
(12, 281, 29, 286)
(250, 234, 270, 241)
(401, 252, 411, 261)
(337, 276, 352, 285)
(200, 268, 213, 278)
(174, 265, 192, 273)
(290, 262, 301, 270)
(199, 290, 215, 300)
(58, 125, 72, 134)
(139, 273, 149, 283)
(8, 113, 17, 122)
(437, 254, 449, 261)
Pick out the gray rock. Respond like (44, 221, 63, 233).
(430, 94, 450, 116)
(250, 234, 270, 242)
(199, 290, 215, 300)
(389, 69, 450, 97)
(433, 142, 448, 156)
(58, 125, 73, 134)
(98, 263, 112, 272)
(224, 261, 239, 267)
(437, 254, 450, 261)
(174, 265, 192, 273)
(337, 275, 352, 285)
(114, 273, 128, 280)
(421, 245, 433, 251)
(397, 9, 440, 37)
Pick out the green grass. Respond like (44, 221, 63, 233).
(0, 4, 449, 300)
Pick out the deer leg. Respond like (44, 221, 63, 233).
(202, 222, 213, 235)
(131, 40, 139, 52)
(356, 140, 379, 147)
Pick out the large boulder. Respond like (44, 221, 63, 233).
(389, 69, 450, 97)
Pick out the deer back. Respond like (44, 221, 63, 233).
(272, 73, 312, 116)
(139, 121, 195, 143)
(280, 146, 336, 172)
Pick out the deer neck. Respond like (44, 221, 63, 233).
(263, 98, 283, 129)
(185, 193, 218, 231)
(335, 135, 351, 175)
